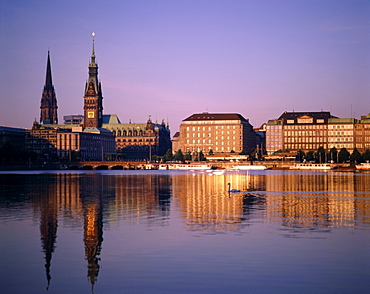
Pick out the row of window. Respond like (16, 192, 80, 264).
(284, 137, 326, 143)
(116, 138, 154, 143)
(284, 131, 326, 136)
(185, 125, 240, 131)
(185, 139, 240, 145)
(186, 132, 241, 138)
(113, 130, 157, 137)
(185, 146, 238, 152)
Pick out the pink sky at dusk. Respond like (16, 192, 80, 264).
(0, 0, 369, 133)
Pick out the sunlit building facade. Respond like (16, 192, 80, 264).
(266, 111, 335, 155)
(266, 111, 370, 155)
(354, 113, 370, 152)
(102, 115, 171, 160)
(178, 112, 256, 155)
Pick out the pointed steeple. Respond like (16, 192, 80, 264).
(83, 33, 103, 128)
(45, 50, 53, 88)
(40, 50, 58, 125)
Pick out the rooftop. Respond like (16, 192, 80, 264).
(278, 111, 337, 120)
(183, 112, 248, 122)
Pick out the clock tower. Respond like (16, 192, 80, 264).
(84, 33, 103, 128)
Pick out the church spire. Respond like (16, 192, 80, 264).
(40, 50, 58, 125)
(45, 50, 53, 88)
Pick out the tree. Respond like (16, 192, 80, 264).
(317, 146, 326, 163)
(173, 149, 185, 162)
(329, 147, 338, 163)
(239, 149, 247, 155)
(305, 151, 314, 162)
(296, 150, 305, 162)
(363, 149, 370, 162)
(350, 148, 362, 163)
(338, 148, 350, 163)
(151, 154, 158, 162)
(199, 151, 206, 161)
(162, 149, 173, 162)
(185, 152, 192, 161)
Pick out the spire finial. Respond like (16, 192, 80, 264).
(92, 32, 95, 55)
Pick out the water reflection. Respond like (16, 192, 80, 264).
(0, 171, 369, 292)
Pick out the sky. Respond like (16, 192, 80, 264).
(0, 0, 369, 133)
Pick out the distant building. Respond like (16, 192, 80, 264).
(102, 115, 171, 160)
(0, 126, 25, 149)
(57, 127, 116, 161)
(177, 112, 256, 155)
(354, 114, 370, 152)
(40, 51, 58, 125)
(64, 115, 83, 125)
(254, 123, 266, 156)
(265, 111, 370, 155)
(25, 121, 58, 157)
(26, 122, 115, 161)
(171, 132, 181, 153)
(266, 111, 336, 154)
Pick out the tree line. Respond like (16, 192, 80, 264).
(294, 147, 370, 163)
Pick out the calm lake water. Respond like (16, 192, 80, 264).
(0, 170, 369, 294)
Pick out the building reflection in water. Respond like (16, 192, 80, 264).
(36, 176, 58, 290)
(31, 172, 172, 289)
(172, 172, 267, 233)
(171, 171, 370, 233)
(10, 171, 368, 289)
(31, 174, 82, 290)
(80, 174, 107, 289)
(265, 173, 370, 229)
(112, 174, 172, 224)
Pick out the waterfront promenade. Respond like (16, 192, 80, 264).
(0, 160, 355, 171)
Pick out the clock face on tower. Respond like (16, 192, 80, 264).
(88, 111, 95, 118)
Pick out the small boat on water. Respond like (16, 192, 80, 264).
(158, 164, 213, 170)
(355, 162, 370, 170)
(230, 165, 268, 170)
(289, 163, 336, 170)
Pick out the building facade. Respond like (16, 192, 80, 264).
(102, 115, 171, 160)
(266, 111, 370, 155)
(354, 114, 370, 152)
(57, 127, 116, 161)
(26, 123, 115, 161)
(0, 126, 25, 149)
(25, 121, 58, 157)
(177, 112, 256, 155)
(40, 51, 58, 125)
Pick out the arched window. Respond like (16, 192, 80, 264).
(134, 130, 138, 136)
(128, 130, 132, 136)
(117, 130, 121, 136)
(139, 130, 143, 136)
(123, 130, 127, 136)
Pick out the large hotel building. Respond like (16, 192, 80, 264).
(174, 112, 256, 154)
(266, 111, 370, 155)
